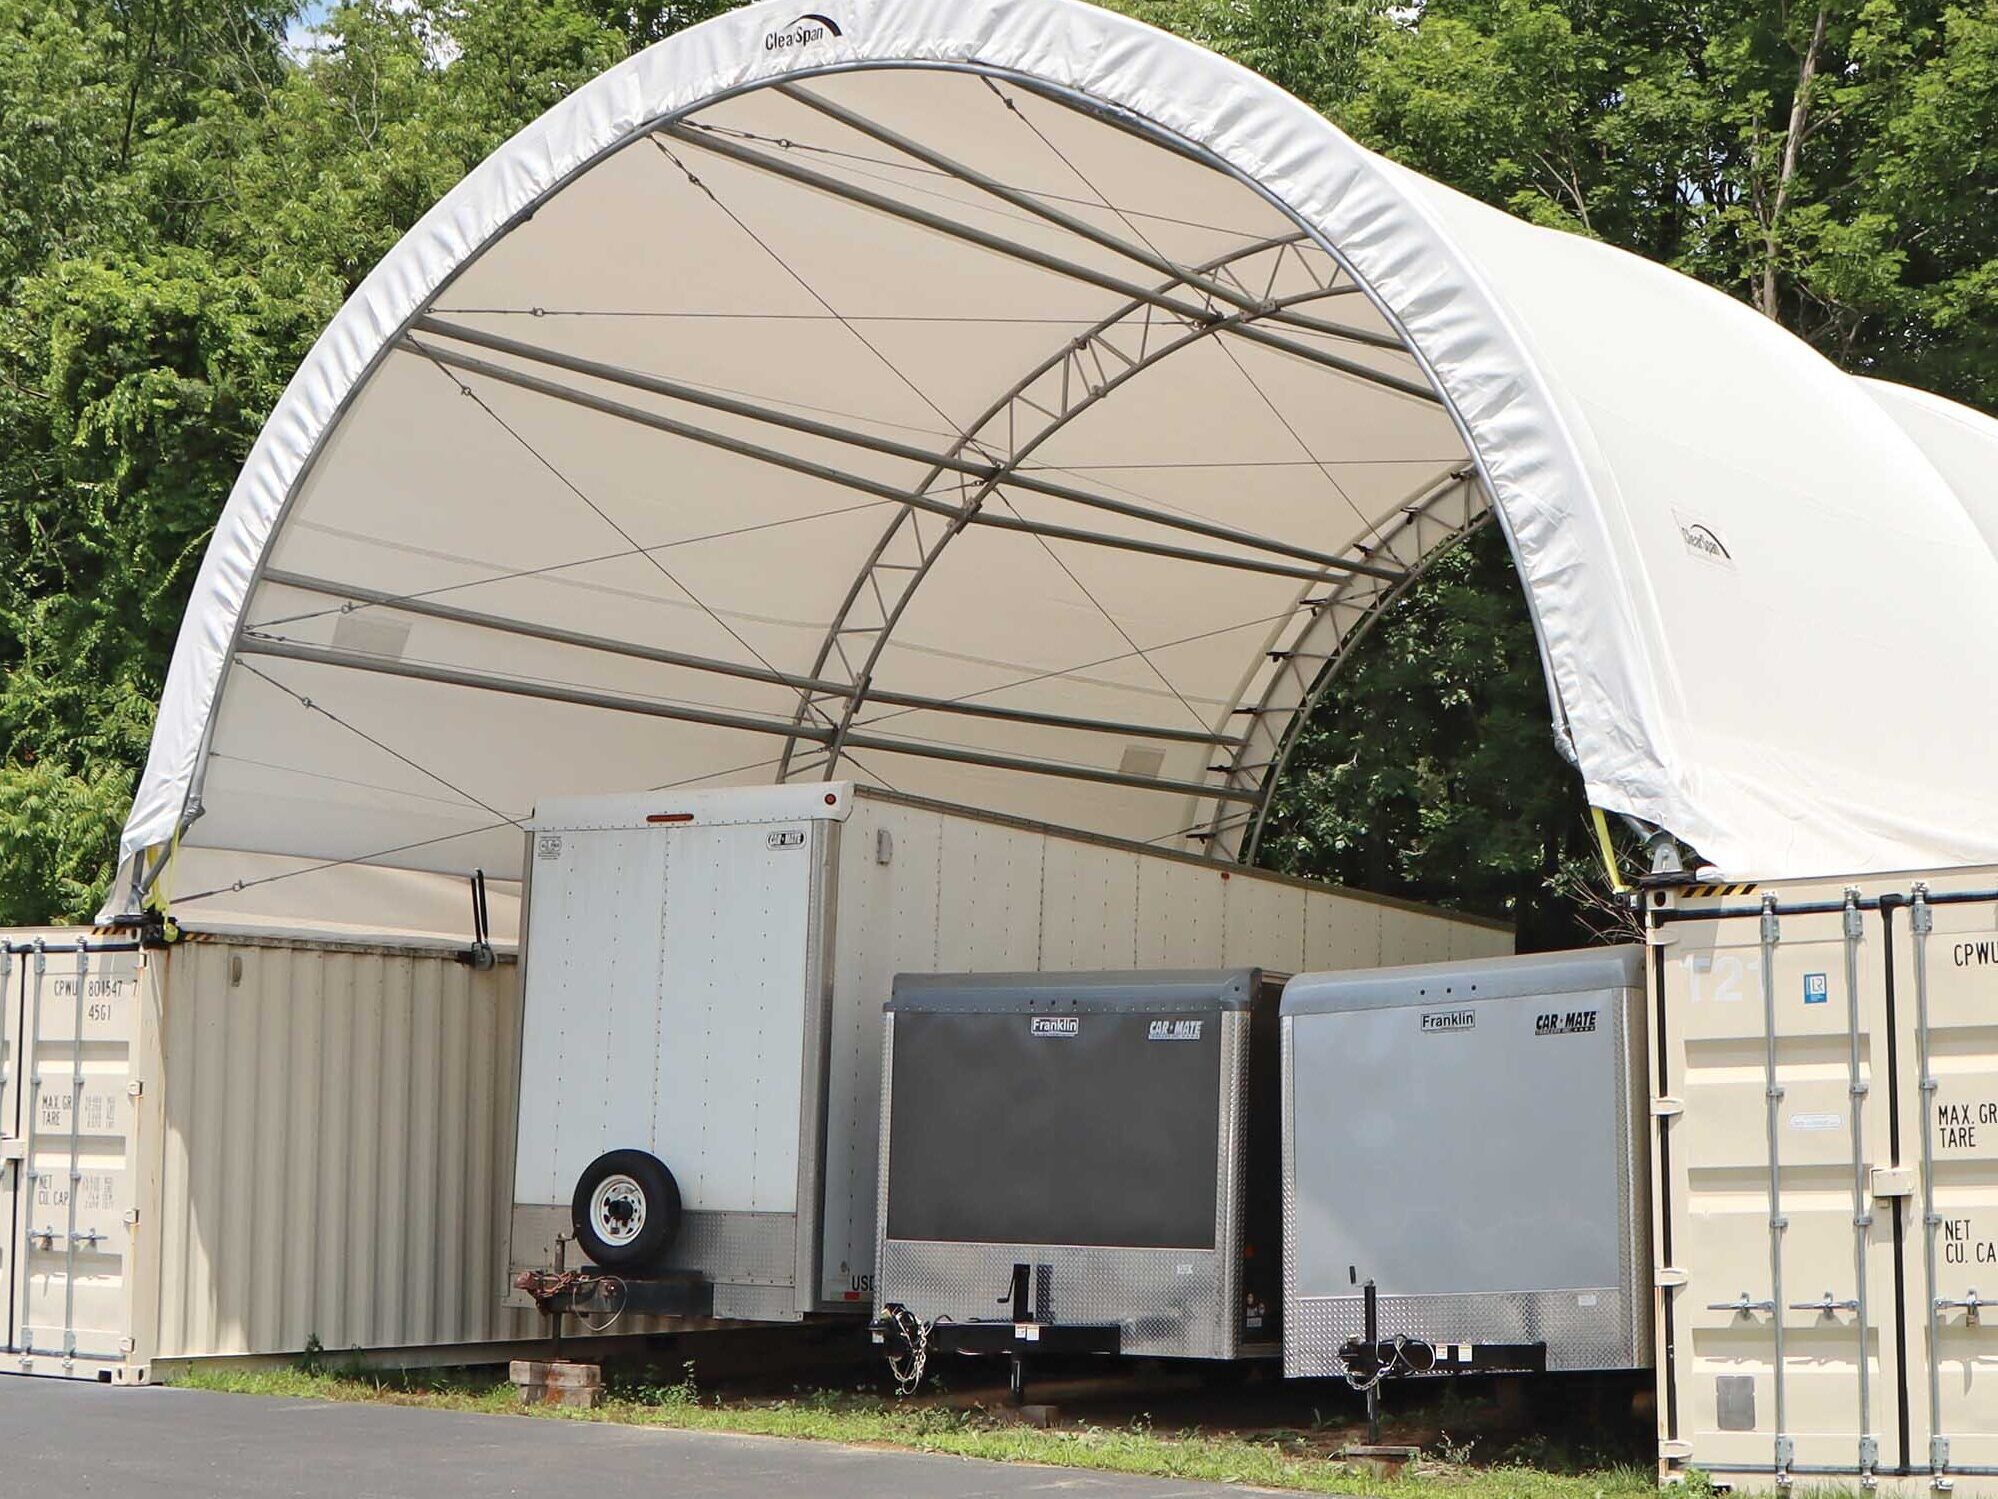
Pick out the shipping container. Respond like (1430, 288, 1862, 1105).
(1650, 869, 1998, 1493)
(871, 969, 1285, 1375)
(0, 929, 533, 1381)
(1281, 949, 1651, 1381)
(506, 783, 1511, 1321)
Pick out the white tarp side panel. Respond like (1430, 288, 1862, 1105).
(116, 0, 1998, 923)
(1858, 377, 1998, 561)
(1392, 173, 1998, 880)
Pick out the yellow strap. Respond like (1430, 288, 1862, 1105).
(146, 831, 181, 924)
(1590, 805, 1628, 893)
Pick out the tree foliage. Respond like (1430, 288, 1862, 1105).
(0, 0, 1990, 928)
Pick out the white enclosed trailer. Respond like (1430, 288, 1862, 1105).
(505, 783, 1510, 1320)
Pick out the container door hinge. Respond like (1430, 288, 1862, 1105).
(1931, 1435, 1952, 1490)
(122, 1208, 139, 1227)
(1659, 1439, 1695, 1461)
(1656, 1267, 1689, 1288)
(1651, 1097, 1684, 1118)
(1647, 927, 1680, 948)
(127, 1080, 142, 1097)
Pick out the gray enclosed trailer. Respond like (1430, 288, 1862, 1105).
(1281, 947, 1650, 1379)
(873, 970, 1285, 1385)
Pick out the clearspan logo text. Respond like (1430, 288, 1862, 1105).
(767, 12, 841, 50)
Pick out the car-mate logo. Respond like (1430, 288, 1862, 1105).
(1029, 1015, 1079, 1038)
(766, 12, 841, 50)
(1535, 1008, 1599, 1036)
(1146, 1019, 1204, 1042)
(1420, 1009, 1476, 1033)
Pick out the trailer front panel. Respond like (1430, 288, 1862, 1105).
(875, 970, 1284, 1360)
(1282, 948, 1650, 1378)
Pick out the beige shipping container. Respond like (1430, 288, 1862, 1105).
(1651, 867, 1998, 1492)
(0, 929, 534, 1382)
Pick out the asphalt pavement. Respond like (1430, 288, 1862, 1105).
(0, 1376, 1262, 1498)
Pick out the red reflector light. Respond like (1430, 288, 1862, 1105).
(843, 1290, 863, 1301)
(646, 812, 695, 824)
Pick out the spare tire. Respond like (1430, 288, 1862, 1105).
(571, 1149, 681, 1270)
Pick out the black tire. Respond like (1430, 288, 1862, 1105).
(571, 1149, 681, 1270)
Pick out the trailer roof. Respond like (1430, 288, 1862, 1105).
(113, 0, 1998, 917)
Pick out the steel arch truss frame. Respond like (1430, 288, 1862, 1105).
(1197, 470, 1492, 864)
(776, 230, 1373, 782)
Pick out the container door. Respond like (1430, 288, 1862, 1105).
(0, 941, 143, 1374)
(1661, 894, 1895, 1483)
(1899, 887, 1998, 1480)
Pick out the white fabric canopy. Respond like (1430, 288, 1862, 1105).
(114, 0, 1998, 918)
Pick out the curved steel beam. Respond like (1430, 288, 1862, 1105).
(1193, 470, 1493, 863)
(772, 231, 1346, 783)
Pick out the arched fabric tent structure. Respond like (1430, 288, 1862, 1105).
(112, 0, 1998, 929)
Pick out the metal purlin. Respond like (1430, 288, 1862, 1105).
(773, 231, 1362, 783)
(1202, 469, 1488, 863)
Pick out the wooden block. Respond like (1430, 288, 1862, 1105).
(543, 1362, 602, 1389)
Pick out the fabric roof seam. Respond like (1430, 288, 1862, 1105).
(655, 123, 1442, 406)
(233, 635, 1265, 804)
(407, 314, 1392, 577)
(682, 112, 1288, 240)
(767, 83, 1399, 351)
(255, 568, 1249, 749)
(404, 337, 1389, 587)
(234, 659, 524, 827)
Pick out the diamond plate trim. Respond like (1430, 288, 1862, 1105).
(1285, 1287, 1643, 1376)
(668, 1210, 798, 1286)
(878, 1240, 1232, 1358)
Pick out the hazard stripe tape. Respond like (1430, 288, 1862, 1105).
(1679, 882, 1758, 898)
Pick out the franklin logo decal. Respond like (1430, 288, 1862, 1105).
(1420, 1009, 1476, 1034)
(1029, 1015, 1079, 1038)
(766, 12, 842, 50)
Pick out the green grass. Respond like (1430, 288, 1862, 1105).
(173, 1362, 1681, 1497)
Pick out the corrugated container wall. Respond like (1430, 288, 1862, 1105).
(148, 938, 533, 1363)
(2, 932, 529, 1381)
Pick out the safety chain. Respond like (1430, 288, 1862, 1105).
(881, 1304, 931, 1396)
(1342, 1335, 1437, 1393)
